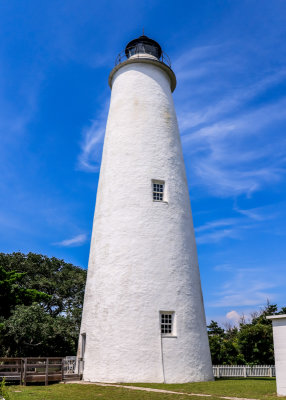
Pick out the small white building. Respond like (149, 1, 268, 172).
(267, 315, 286, 396)
(78, 35, 213, 383)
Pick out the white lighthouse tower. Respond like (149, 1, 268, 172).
(78, 35, 213, 383)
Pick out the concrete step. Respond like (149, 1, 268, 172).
(63, 374, 81, 381)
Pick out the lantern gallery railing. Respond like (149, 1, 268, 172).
(115, 46, 172, 68)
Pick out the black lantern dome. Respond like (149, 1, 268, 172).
(125, 35, 162, 60)
(111, 34, 175, 91)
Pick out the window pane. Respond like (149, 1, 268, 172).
(153, 181, 165, 202)
(160, 313, 173, 335)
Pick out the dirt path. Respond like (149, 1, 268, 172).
(65, 380, 259, 400)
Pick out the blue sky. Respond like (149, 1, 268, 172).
(1, 0, 286, 324)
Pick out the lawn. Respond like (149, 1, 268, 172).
(4, 378, 277, 400)
(5, 383, 209, 400)
(128, 378, 277, 399)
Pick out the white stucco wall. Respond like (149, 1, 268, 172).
(78, 57, 213, 383)
(267, 315, 286, 396)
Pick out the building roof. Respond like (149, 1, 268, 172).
(266, 314, 286, 320)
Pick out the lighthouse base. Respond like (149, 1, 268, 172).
(79, 331, 214, 384)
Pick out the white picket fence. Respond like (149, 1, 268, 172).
(213, 365, 275, 378)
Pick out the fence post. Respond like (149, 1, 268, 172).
(217, 367, 220, 378)
(269, 366, 273, 377)
(20, 359, 23, 385)
(243, 367, 247, 378)
(243, 366, 247, 378)
(23, 358, 27, 386)
(61, 358, 65, 382)
(45, 358, 49, 386)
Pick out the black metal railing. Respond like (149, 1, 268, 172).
(115, 46, 172, 68)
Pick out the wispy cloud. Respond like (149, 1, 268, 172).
(213, 264, 233, 272)
(196, 218, 237, 233)
(77, 104, 109, 172)
(53, 233, 88, 247)
(0, 68, 43, 149)
(233, 204, 279, 221)
(178, 69, 286, 132)
(196, 218, 239, 244)
(197, 228, 237, 244)
(210, 267, 281, 307)
(174, 44, 286, 198)
(207, 260, 286, 310)
(174, 44, 230, 83)
(182, 100, 286, 197)
(195, 203, 279, 244)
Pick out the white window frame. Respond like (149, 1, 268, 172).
(152, 180, 166, 202)
(160, 311, 176, 337)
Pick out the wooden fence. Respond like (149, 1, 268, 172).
(213, 365, 276, 378)
(0, 357, 64, 385)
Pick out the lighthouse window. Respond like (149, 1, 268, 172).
(160, 312, 173, 334)
(152, 181, 165, 202)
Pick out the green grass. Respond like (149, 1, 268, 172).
(5, 378, 278, 400)
(127, 378, 277, 399)
(6, 383, 211, 400)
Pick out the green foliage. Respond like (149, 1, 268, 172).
(251, 303, 278, 326)
(0, 252, 86, 320)
(207, 320, 225, 336)
(207, 302, 284, 365)
(238, 323, 274, 364)
(208, 329, 245, 365)
(0, 378, 12, 400)
(0, 252, 87, 357)
(0, 265, 49, 319)
(1, 304, 78, 357)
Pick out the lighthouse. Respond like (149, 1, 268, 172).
(78, 35, 213, 383)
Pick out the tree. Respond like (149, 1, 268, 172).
(207, 320, 225, 336)
(0, 252, 86, 321)
(0, 252, 87, 357)
(236, 302, 276, 364)
(237, 322, 274, 364)
(251, 302, 278, 326)
(207, 321, 244, 364)
(0, 265, 49, 319)
(1, 304, 79, 357)
(207, 302, 284, 365)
